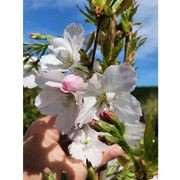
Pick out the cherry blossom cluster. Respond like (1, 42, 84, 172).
(23, 23, 144, 167)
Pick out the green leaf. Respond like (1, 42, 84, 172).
(129, 5, 139, 19)
(101, 32, 112, 62)
(144, 119, 158, 162)
(85, 5, 94, 16)
(137, 37, 147, 48)
(76, 5, 96, 24)
(111, 0, 122, 13)
(86, 166, 96, 180)
(85, 32, 95, 52)
(110, 38, 124, 63)
(116, 0, 133, 15)
(121, 13, 129, 32)
(133, 22, 142, 26)
(116, 161, 136, 180)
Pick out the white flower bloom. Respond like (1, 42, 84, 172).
(23, 56, 38, 88)
(75, 63, 144, 145)
(68, 125, 108, 167)
(41, 23, 84, 71)
(35, 70, 85, 134)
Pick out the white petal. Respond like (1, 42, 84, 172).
(50, 37, 72, 52)
(68, 127, 86, 141)
(83, 126, 108, 167)
(110, 92, 142, 124)
(36, 70, 64, 88)
(103, 64, 136, 93)
(68, 142, 86, 163)
(75, 96, 98, 127)
(86, 73, 105, 96)
(55, 101, 78, 134)
(41, 54, 61, 69)
(35, 87, 74, 115)
(64, 23, 84, 51)
(69, 126, 108, 167)
(125, 123, 145, 147)
(23, 68, 38, 89)
(23, 73, 37, 88)
(55, 49, 74, 69)
(85, 145, 104, 167)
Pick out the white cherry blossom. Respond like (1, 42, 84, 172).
(35, 70, 85, 134)
(75, 63, 144, 145)
(41, 23, 84, 72)
(68, 125, 108, 167)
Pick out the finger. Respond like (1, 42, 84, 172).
(24, 116, 57, 141)
(100, 144, 125, 166)
(38, 115, 56, 127)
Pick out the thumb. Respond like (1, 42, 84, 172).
(100, 144, 125, 166)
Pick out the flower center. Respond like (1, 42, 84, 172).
(63, 93, 75, 106)
(57, 50, 74, 68)
(97, 93, 110, 107)
(81, 137, 91, 145)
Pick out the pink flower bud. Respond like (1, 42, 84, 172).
(98, 135, 113, 145)
(89, 119, 101, 132)
(99, 111, 118, 124)
(61, 74, 84, 92)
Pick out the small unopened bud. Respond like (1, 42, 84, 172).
(98, 135, 113, 145)
(98, 134, 120, 145)
(89, 119, 101, 132)
(29, 32, 46, 40)
(99, 111, 118, 124)
(61, 74, 84, 93)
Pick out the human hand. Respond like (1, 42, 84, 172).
(23, 116, 124, 180)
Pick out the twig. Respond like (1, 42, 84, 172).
(89, 20, 101, 71)
(123, 29, 132, 64)
(123, 0, 135, 64)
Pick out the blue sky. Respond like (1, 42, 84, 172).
(24, 0, 158, 87)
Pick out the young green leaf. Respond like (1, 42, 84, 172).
(116, 0, 133, 15)
(85, 32, 95, 52)
(76, 5, 97, 24)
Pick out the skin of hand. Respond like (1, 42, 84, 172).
(23, 116, 124, 180)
